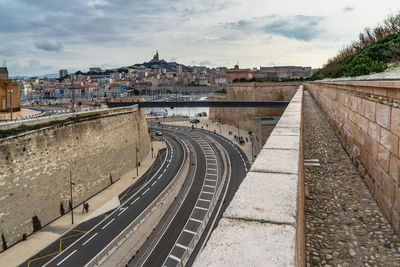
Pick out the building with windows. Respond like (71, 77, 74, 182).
(0, 67, 20, 112)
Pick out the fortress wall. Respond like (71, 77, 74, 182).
(0, 106, 150, 251)
(209, 82, 299, 150)
(210, 82, 299, 129)
(305, 80, 400, 233)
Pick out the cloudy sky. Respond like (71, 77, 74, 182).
(1, 0, 399, 76)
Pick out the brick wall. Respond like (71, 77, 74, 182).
(305, 80, 400, 232)
(0, 106, 150, 251)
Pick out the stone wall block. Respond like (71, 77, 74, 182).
(389, 154, 400, 184)
(376, 103, 391, 130)
(365, 100, 376, 121)
(368, 121, 381, 141)
(390, 107, 400, 137)
(381, 170, 395, 203)
(377, 144, 390, 172)
(380, 127, 399, 156)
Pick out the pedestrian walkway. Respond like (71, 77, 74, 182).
(303, 91, 400, 266)
(164, 118, 254, 162)
(0, 141, 165, 267)
(0, 108, 42, 121)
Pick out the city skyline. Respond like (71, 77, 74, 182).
(0, 0, 399, 76)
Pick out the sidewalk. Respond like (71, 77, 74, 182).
(164, 118, 254, 162)
(0, 108, 42, 121)
(0, 141, 165, 267)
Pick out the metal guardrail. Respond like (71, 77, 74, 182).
(84, 137, 189, 267)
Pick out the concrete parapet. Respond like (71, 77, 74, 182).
(194, 87, 304, 266)
(305, 78, 400, 233)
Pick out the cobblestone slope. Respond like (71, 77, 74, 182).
(304, 91, 400, 266)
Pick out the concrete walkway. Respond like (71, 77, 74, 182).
(0, 108, 42, 121)
(164, 118, 254, 163)
(303, 91, 400, 266)
(0, 141, 165, 267)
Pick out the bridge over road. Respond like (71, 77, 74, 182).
(107, 101, 289, 108)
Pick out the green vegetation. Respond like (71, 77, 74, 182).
(0, 113, 99, 139)
(214, 88, 227, 94)
(313, 12, 400, 79)
(233, 77, 309, 83)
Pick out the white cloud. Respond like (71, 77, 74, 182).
(1, 0, 399, 75)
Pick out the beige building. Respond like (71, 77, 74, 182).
(0, 67, 20, 112)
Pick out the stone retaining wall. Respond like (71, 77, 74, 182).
(305, 80, 400, 233)
(194, 87, 304, 266)
(0, 106, 150, 252)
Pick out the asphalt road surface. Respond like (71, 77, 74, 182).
(44, 134, 185, 267)
(132, 124, 249, 267)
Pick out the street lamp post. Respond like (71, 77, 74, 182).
(6, 83, 13, 121)
(136, 141, 139, 176)
(69, 171, 75, 224)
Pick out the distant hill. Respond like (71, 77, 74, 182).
(132, 60, 192, 72)
(312, 12, 400, 79)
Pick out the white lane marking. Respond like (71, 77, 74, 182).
(201, 191, 213, 195)
(117, 207, 128, 216)
(151, 180, 157, 186)
(189, 217, 203, 223)
(176, 243, 188, 250)
(142, 188, 150, 195)
(57, 249, 77, 266)
(131, 198, 139, 205)
(101, 218, 115, 230)
(169, 254, 181, 263)
(195, 206, 208, 211)
(82, 233, 98, 246)
(183, 229, 197, 235)
(203, 185, 215, 189)
(207, 167, 217, 170)
(205, 178, 216, 182)
(198, 198, 211, 203)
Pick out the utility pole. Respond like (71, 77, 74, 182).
(69, 171, 75, 224)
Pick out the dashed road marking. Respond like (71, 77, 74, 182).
(56, 249, 77, 266)
(189, 217, 203, 223)
(195, 206, 208, 211)
(82, 233, 98, 246)
(198, 198, 211, 203)
(203, 185, 215, 189)
(142, 188, 150, 195)
(183, 229, 197, 235)
(117, 207, 128, 216)
(131, 198, 139, 205)
(201, 191, 213, 195)
(169, 254, 181, 262)
(101, 218, 115, 230)
(152, 180, 157, 186)
(176, 243, 188, 250)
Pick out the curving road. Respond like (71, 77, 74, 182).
(131, 123, 250, 267)
(43, 134, 185, 267)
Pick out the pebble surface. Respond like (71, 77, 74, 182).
(303, 91, 400, 266)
